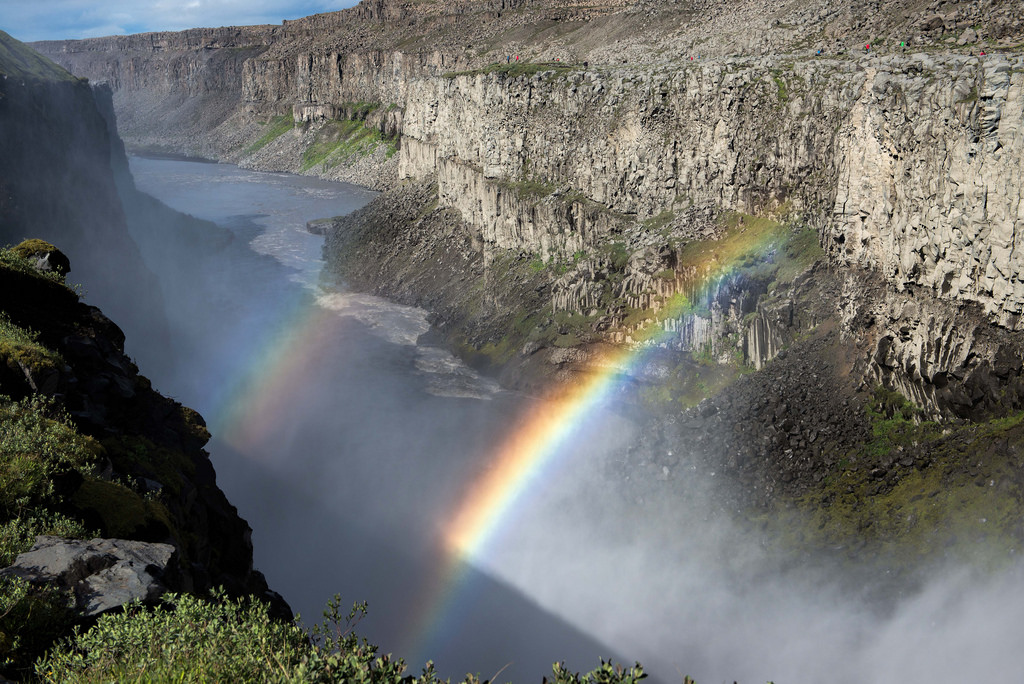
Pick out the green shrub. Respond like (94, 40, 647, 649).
(0, 510, 93, 567)
(37, 591, 310, 683)
(1, 577, 75, 675)
(36, 591, 664, 684)
(0, 395, 99, 517)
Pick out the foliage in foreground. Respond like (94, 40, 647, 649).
(36, 591, 651, 684)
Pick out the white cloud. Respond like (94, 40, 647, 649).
(1, 0, 360, 42)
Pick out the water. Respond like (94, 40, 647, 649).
(127, 157, 623, 681)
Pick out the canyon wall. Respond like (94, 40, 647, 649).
(0, 29, 281, 613)
(30, 0, 1024, 417)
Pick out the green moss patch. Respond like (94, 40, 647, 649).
(70, 478, 172, 540)
(0, 246, 66, 287)
(243, 115, 294, 155)
(300, 119, 396, 172)
(444, 60, 578, 80)
(100, 436, 192, 497)
(0, 314, 63, 380)
(765, 389, 1024, 570)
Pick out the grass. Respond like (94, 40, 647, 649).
(244, 115, 294, 155)
(0, 31, 78, 82)
(300, 119, 397, 172)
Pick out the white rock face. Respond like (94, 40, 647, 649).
(830, 55, 1024, 330)
(400, 54, 1024, 330)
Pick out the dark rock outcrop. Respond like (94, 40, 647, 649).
(0, 31, 287, 618)
(0, 30, 170, 371)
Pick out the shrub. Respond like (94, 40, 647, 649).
(0, 395, 99, 517)
(0, 577, 75, 676)
(36, 591, 312, 683)
(36, 591, 661, 684)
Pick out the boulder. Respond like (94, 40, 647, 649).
(0, 536, 176, 616)
(11, 239, 71, 277)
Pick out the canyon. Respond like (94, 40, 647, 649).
(30, 0, 1024, 560)
(6, 0, 1024, 679)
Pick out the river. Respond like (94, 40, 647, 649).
(126, 156, 634, 681)
(125, 156, 1024, 684)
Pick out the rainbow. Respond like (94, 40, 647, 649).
(213, 298, 346, 458)
(408, 219, 788, 667)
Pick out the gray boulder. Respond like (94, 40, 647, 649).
(0, 536, 176, 616)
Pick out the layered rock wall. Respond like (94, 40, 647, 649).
(399, 61, 850, 258)
(28, 0, 1024, 416)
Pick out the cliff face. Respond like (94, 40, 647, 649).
(0, 31, 282, 646)
(30, 0, 1024, 421)
(0, 31, 172, 363)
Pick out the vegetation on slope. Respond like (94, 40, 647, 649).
(300, 117, 398, 172)
(763, 385, 1024, 573)
(245, 115, 295, 154)
(0, 31, 78, 82)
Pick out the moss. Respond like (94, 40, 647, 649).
(70, 478, 172, 540)
(642, 210, 675, 233)
(0, 313, 63, 378)
(10, 240, 69, 276)
(0, 246, 67, 288)
(244, 115, 294, 155)
(179, 406, 211, 446)
(957, 86, 979, 104)
(638, 359, 744, 413)
(100, 436, 192, 497)
(444, 60, 577, 80)
(771, 226, 824, 286)
(764, 389, 1024, 570)
(496, 175, 558, 202)
(300, 119, 396, 172)
(772, 73, 789, 102)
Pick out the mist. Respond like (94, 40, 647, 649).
(111, 155, 1024, 683)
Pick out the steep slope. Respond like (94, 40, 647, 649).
(0, 30, 172, 373)
(0, 33, 285, 675)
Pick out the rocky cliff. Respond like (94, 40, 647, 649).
(28, 0, 1024, 561)
(0, 32, 285, 675)
(31, 1, 1024, 419)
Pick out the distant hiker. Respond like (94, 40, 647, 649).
(816, 49, 821, 55)
(506, 55, 510, 63)
(865, 43, 871, 51)
(515, 55, 520, 62)
(583, 61, 589, 69)
(979, 50, 987, 56)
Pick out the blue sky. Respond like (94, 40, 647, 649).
(2, 0, 361, 42)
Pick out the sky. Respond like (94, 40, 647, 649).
(1, 0, 362, 43)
